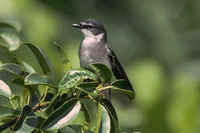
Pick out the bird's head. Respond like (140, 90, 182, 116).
(72, 19, 106, 39)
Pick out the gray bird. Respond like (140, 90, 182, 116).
(72, 19, 134, 100)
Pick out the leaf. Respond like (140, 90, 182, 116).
(95, 102, 102, 133)
(59, 126, 76, 133)
(100, 99, 119, 133)
(0, 21, 21, 51)
(0, 95, 11, 108)
(77, 81, 99, 93)
(111, 80, 135, 99)
(23, 43, 53, 77)
(89, 63, 112, 84)
(59, 69, 97, 90)
(81, 103, 91, 124)
(24, 73, 55, 87)
(0, 22, 21, 51)
(10, 95, 21, 110)
(0, 45, 17, 63)
(0, 21, 21, 32)
(25, 115, 39, 128)
(54, 42, 72, 73)
(13, 105, 32, 131)
(100, 106, 111, 133)
(41, 99, 81, 130)
(0, 63, 27, 78)
(14, 122, 34, 133)
(21, 61, 36, 73)
(0, 118, 17, 132)
(0, 80, 12, 97)
(0, 106, 15, 119)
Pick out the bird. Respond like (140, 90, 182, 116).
(72, 19, 134, 100)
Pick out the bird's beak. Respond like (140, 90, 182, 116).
(72, 23, 82, 29)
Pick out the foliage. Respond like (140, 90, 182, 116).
(0, 22, 135, 133)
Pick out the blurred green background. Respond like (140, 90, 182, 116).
(0, 0, 200, 132)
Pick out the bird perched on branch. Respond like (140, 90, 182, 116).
(72, 19, 134, 100)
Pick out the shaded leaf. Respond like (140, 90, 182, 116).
(15, 122, 34, 133)
(0, 45, 17, 63)
(41, 99, 81, 130)
(13, 105, 32, 131)
(54, 42, 72, 73)
(0, 106, 15, 119)
(25, 115, 39, 128)
(100, 99, 119, 133)
(0, 80, 12, 97)
(0, 95, 11, 108)
(81, 103, 91, 124)
(0, 63, 27, 78)
(0, 117, 17, 132)
(77, 81, 99, 93)
(24, 73, 55, 87)
(0, 22, 21, 51)
(68, 124, 83, 133)
(10, 95, 21, 110)
(90, 63, 112, 84)
(59, 69, 97, 90)
(111, 80, 135, 99)
(0, 21, 21, 32)
(23, 43, 53, 77)
(59, 126, 76, 133)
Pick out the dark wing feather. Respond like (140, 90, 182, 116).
(107, 46, 134, 92)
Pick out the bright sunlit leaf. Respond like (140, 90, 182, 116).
(59, 69, 97, 90)
(41, 99, 81, 130)
(0, 80, 12, 97)
(0, 22, 21, 51)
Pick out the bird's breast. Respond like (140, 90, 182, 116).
(79, 39, 110, 68)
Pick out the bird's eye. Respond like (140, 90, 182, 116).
(86, 25, 92, 29)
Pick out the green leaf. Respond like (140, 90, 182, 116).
(10, 95, 21, 110)
(101, 106, 111, 133)
(89, 63, 112, 84)
(15, 122, 35, 133)
(81, 103, 91, 125)
(25, 115, 39, 128)
(0, 118, 17, 132)
(111, 80, 135, 99)
(54, 42, 72, 73)
(41, 99, 81, 130)
(77, 81, 99, 93)
(24, 73, 55, 87)
(23, 43, 53, 77)
(0, 63, 27, 78)
(21, 62, 36, 74)
(96, 102, 102, 133)
(0, 80, 12, 97)
(0, 45, 17, 63)
(0, 21, 21, 32)
(0, 21, 21, 51)
(59, 69, 97, 90)
(13, 105, 32, 131)
(100, 99, 119, 133)
(0, 95, 11, 108)
(0, 106, 15, 119)
(59, 126, 76, 133)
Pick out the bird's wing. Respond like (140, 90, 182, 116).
(106, 45, 134, 92)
